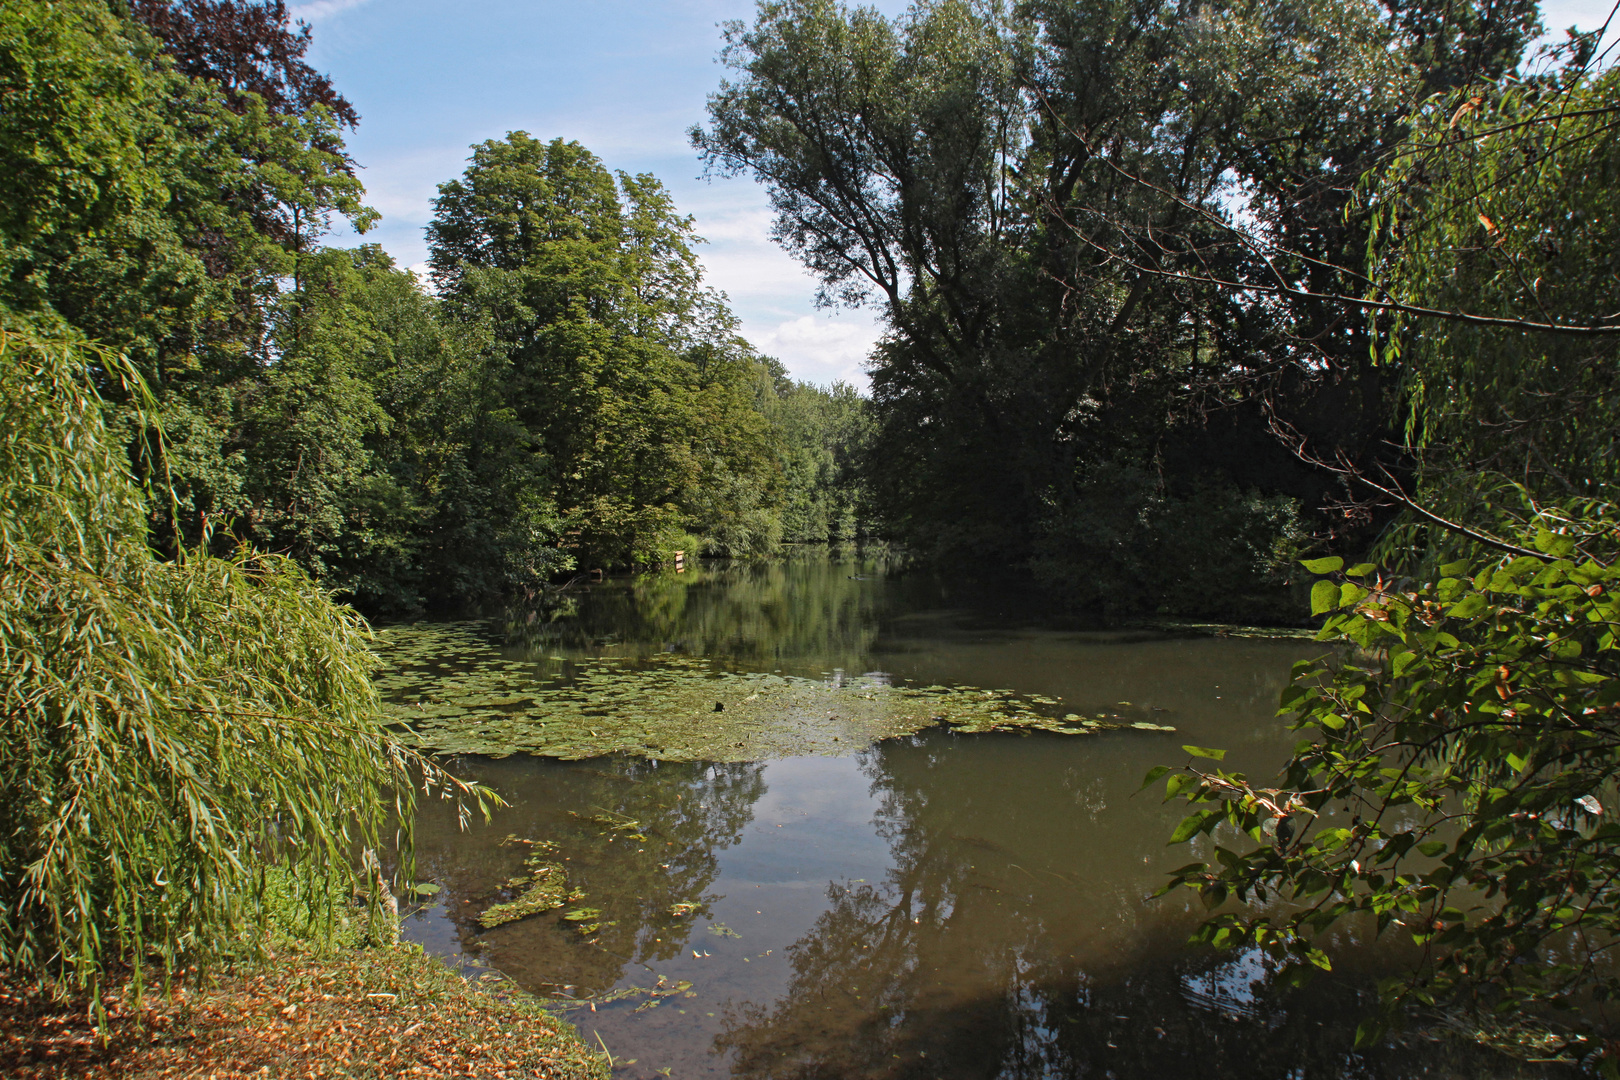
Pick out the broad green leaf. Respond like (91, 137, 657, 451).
(1169, 812, 1214, 844)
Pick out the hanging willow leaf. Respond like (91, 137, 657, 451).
(0, 321, 494, 1017)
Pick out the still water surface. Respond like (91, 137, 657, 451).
(397, 553, 1539, 1079)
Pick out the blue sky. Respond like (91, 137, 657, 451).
(298, 0, 910, 388)
(298, 0, 1618, 388)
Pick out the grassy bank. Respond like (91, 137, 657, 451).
(1, 937, 609, 1079)
(0, 867, 609, 1080)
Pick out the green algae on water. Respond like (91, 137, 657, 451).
(373, 622, 1174, 762)
(478, 838, 582, 929)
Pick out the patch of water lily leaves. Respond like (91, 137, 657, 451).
(373, 622, 1174, 762)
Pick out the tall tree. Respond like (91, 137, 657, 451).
(126, 0, 359, 129)
(428, 134, 782, 570)
(695, 0, 1543, 617)
(2, 0, 375, 555)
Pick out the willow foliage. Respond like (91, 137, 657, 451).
(1370, 65, 1620, 503)
(0, 321, 483, 1009)
(1155, 57, 1620, 1044)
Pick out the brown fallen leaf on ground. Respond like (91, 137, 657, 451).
(0, 942, 607, 1080)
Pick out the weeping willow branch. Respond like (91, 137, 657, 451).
(0, 321, 497, 1018)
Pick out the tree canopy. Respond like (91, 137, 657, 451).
(693, 0, 1547, 619)
(1, 1, 871, 618)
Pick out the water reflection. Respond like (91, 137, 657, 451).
(412, 756, 766, 995)
(409, 734, 1552, 1079)
(394, 553, 1552, 1078)
(711, 736, 1532, 1080)
(499, 551, 904, 672)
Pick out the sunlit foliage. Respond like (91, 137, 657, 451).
(0, 322, 480, 1009)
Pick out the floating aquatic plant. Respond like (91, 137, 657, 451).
(478, 839, 582, 929)
(547, 975, 695, 1014)
(373, 623, 1174, 762)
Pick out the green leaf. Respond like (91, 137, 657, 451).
(1354, 1017, 1386, 1047)
(1301, 556, 1344, 574)
(1182, 745, 1227, 760)
(1311, 580, 1339, 615)
(1169, 811, 1214, 844)
(1347, 563, 1377, 578)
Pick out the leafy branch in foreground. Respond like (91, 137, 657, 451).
(0, 321, 494, 1016)
(1138, 35, 1620, 1048)
(1154, 533, 1620, 1032)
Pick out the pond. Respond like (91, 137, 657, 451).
(378, 551, 1544, 1079)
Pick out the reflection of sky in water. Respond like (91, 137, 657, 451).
(405, 737, 1548, 1080)
(396, 555, 1553, 1080)
(1181, 946, 1269, 1022)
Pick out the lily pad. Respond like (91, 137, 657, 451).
(372, 623, 1175, 762)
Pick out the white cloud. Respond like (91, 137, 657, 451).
(1535, 0, 1620, 57)
(288, 0, 372, 24)
(752, 314, 883, 389)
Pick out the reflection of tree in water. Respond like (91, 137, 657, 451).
(714, 743, 1546, 1080)
(411, 756, 766, 996)
(499, 553, 899, 672)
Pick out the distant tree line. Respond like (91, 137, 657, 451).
(2, 0, 870, 620)
(13, 0, 1566, 629)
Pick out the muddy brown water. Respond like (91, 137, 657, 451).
(395, 552, 1548, 1079)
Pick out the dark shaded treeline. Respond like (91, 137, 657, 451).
(693, 0, 1547, 621)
